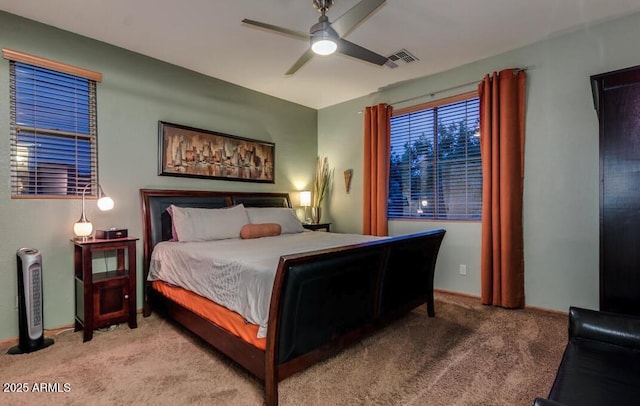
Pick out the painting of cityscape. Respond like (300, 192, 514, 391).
(158, 121, 275, 183)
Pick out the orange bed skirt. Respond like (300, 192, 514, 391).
(152, 280, 266, 350)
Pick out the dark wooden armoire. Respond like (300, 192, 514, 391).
(592, 65, 640, 315)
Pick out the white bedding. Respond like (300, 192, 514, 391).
(148, 231, 383, 338)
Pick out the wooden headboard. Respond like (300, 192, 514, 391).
(139, 188, 292, 290)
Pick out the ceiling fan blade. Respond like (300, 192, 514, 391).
(337, 38, 388, 66)
(285, 49, 315, 75)
(331, 0, 386, 38)
(242, 19, 309, 41)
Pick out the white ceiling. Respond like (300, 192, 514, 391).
(2, 0, 640, 109)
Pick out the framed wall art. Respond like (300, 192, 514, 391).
(158, 121, 275, 183)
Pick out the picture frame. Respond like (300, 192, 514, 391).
(158, 121, 275, 183)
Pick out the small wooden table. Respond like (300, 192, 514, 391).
(72, 237, 138, 342)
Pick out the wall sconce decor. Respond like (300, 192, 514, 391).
(344, 169, 353, 194)
(73, 183, 114, 240)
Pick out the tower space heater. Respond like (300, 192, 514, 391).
(8, 248, 54, 354)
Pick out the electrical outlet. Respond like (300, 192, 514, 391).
(459, 264, 467, 275)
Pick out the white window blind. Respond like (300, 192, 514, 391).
(9, 60, 98, 197)
(388, 93, 481, 220)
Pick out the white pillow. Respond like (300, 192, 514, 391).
(245, 207, 304, 234)
(170, 204, 249, 242)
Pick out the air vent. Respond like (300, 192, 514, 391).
(386, 48, 419, 69)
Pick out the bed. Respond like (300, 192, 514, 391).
(140, 188, 446, 405)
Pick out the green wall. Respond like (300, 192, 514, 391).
(0, 12, 317, 341)
(319, 11, 640, 312)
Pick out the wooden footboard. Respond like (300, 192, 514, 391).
(264, 229, 446, 405)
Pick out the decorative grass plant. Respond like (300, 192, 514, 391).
(312, 156, 332, 207)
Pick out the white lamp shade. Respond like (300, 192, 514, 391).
(311, 39, 337, 55)
(300, 191, 311, 207)
(74, 221, 93, 238)
(97, 196, 114, 211)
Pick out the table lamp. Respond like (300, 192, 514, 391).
(73, 183, 114, 240)
(300, 190, 311, 223)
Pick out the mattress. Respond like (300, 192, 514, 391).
(148, 231, 383, 338)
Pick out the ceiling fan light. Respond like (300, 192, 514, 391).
(311, 26, 338, 56)
(312, 38, 337, 55)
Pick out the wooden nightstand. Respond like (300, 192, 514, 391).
(303, 223, 331, 232)
(73, 237, 138, 342)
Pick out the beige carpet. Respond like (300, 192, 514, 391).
(0, 292, 566, 405)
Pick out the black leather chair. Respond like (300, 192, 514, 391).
(533, 307, 640, 406)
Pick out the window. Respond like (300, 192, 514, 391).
(388, 91, 481, 221)
(4, 49, 101, 198)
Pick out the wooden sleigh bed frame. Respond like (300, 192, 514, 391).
(140, 188, 446, 405)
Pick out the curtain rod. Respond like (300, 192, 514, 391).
(384, 66, 532, 108)
(389, 79, 479, 107)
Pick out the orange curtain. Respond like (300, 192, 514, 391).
(479, 68, 526, 308)
(363, 103, 392, 236)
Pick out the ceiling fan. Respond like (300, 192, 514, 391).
(242, 0, 388, 75)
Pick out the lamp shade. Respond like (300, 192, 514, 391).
(97, 196, 114, 211)
(73, 221, 93, 238)
(300, 190, 311, 207)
